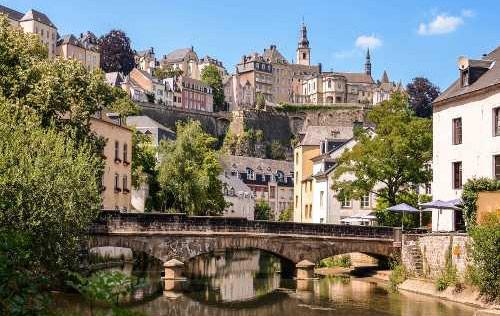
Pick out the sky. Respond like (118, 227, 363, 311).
(4, 0, 499, 89)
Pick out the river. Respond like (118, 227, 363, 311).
(55, 249, 478, 316)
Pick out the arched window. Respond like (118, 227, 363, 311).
(276, 170, 284, 182)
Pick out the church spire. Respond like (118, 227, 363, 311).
(298, 20, 309, 48)
(365, 48, 372, 76)
(296, 20, 311, 66)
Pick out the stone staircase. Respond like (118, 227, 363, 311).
(409, 243, 424, 277)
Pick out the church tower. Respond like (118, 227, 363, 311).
(365, 48, 372, 76)
(296, 22, 311, 66)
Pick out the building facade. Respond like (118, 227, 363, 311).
(432, 46, 500, 231)
(220, 155, 294, 219)
(199, 55, 227, 78)
(90, 113, 132, 211)
(56, 32, 100, 71)
(0, 5, 57, 57)
(161, 47, 200, 80)
(219, 174, 255, 220)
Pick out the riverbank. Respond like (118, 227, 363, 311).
(316, 265, 499, 313)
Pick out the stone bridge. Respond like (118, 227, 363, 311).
(89, 211, 401, 277)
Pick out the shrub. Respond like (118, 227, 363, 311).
(462, 178, 500, 229)
(319, 255, 351, 268)
(435, 264, 458, 291)
(389, 263, 407, 291)
(468, 214, 500, 301)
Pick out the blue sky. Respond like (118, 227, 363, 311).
(4, 0, 499, 89)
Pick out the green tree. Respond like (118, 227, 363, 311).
(255, 200, 272, 220)
(131, 129, 162, 211)
(201, 64, 225, 112)
(153, 66, 183, 79)
(278, 207, 293, 222)
(157, 121, 226, 215)
(266, 140, 287, 160)
(332, 92, 432, 217)
(0, 100, 102, 278)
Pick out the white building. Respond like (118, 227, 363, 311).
(432, 46, 500, 231)
(310, 130, 380, 224)
(218, 174, 255, 220)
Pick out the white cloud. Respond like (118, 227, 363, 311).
(355, 35, 382, 49)
(418, 9, 474, 36)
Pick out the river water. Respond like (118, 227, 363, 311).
(55, 249, 478, 316)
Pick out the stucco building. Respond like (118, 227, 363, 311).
(220, 155, 294, 219)
(90, 113, 132, 211)
(0, 5, 57, 57)
(432, 46, 500, 231)
(161, 47, 200, 80)
(56, 32, 100, 71)
(218, 174, 255, 220)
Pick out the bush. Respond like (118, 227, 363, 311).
(468, 214, 500, 301)
(319, 255, 351, 268)
(389, 263, 407, 291)
(462, 178, 500, 229)
(435, 264, 458, 291)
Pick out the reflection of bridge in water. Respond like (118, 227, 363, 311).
(89, 211, 402, 277)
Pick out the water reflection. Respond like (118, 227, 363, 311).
(55, 249, 478, 316)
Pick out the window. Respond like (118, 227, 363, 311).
(452, 118, 462, 145)
(276, 170, 284, 182)
(270, 187, 276, 199)
(327, 79, 332, 88)
(425, 183, 432, 195)
(114, 141, 120, 162)
(320, 191, 324, 208)
(494, 108, 500, 136)
(341, 195, 351, 208)
(494, 155, 500, 180)
(114, 173, 120, 192)
(123, 143, 128, 163)
(361, 194, 370, 208)
(453, 161, 463, 189)
(246, 168, 255, 180)
(302, 52, 306, 59)
(122, 175, 128, 192)
(295, 152, 299, 164)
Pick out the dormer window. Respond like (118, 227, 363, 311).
(246, 168, 255, 180)
(276, 170, 284, 183)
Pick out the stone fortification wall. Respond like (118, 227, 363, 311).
(402, 233, 470, 279)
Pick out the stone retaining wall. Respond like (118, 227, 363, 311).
(402, 233, 470, 279)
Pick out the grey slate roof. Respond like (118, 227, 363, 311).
(220, 155, 293, 175)
(434, 46, 500, 104)
(164, 48, 193, 62)
(299, 125, 354, 146)
(20, 9, 56, 28)
(105, 72, 124, 87)
(218, 174, 252, 195)
(0, 4, 23, 21)
(126, 115, 175, 134)
(336, 72, 374, 84)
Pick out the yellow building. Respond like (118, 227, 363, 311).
(0, 6, 58, 58)
(90, 114, 132, 211)
(293, 126, 355, 222)
(56, 32, 100, 71)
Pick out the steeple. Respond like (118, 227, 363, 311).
(296, 20, 311, 66)
(365, 48, 372, 76)
(381, 70, 389, 83)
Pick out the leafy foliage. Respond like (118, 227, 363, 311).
(255, 200, 272, 220)
(153, 66, 183, 79)
(223, 128, 265, 158)
(265, 140, 287, 160)
(0, 231, 49, 316)
(201, 64, 225, 112)
(98, 30, 135, 75)
(406, 77, 440, 118)
(278, 207, 293, 222)
(389, 263, 407, 292)
(468, 214, 500, 301)
(374, 192, 432, 228)
(158, 121, 226, 215)
(255, 92, 266, 110)
(332, 92, 432, 211)
(319, 255, 351, 268)
(462, 177, 500, 228)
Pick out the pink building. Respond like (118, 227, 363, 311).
(179, 76, 213, 112)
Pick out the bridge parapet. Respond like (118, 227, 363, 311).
(91, 211, 399, 241)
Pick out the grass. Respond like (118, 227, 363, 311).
(389, 263, 407, 292)
(435, 263, 458, 291)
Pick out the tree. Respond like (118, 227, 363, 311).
(406, 77, 440, 118)
(255, 200, 271, 220)
(157, 121, 226, 215)
(332, 92, 432, 211)
(278, 207, 293, 222)
(266, 140, 287, 160)
(131, 129, 162, 211)
(154, 66, 183, 79)
(201, 64, 225, 112)
(98, 30, 135, 75)
(0, 100, 102, 277)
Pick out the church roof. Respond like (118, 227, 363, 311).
(0, 5, 23, 21)
(20, 9, 56, 28)
(381, 70, 390, 83)
(434, 46, 500, 104)
(336, 72, 374, 84)
(163, 47, 196, 62)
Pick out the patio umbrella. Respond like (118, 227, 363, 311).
(386, 203, 419, 230)
(419, 200, 461, 231)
